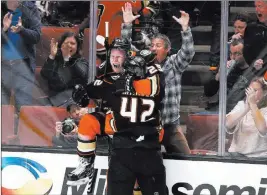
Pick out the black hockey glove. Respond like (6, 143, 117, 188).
(72, 84, 90, 107)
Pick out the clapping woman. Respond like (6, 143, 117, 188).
(226, 77, 267, 158)
(41, 32, 89, 107)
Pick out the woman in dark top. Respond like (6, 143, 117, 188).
(41, 31, 89, 107)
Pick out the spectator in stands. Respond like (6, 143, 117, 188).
(1, 1, 41, 114)
(205, 14, 250, 72)
(226, 77, 267, 158)
(246, 0, 267, 76)
(40, 32, 89, 107)
(230, 14, 250, 41)
(255, 0, 267, 25)
(150, 11, 195, 154)
(52, 104, 88, 148)
(243, 0, 267, 75)
(224, 14, 250, 63)
(204, 39, 255, 112)
(227, 14, 251, 60)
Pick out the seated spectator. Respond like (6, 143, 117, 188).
(41, 32, 89, 107)
(226, 77, 267, 158)
(224, 14, 250, 65)
(209, 13, 250, 71)
(52, 104, 88, 148)
(204, 39, 255, 112)
(227, 14, 250, 56)
(1, 1, 41, 115)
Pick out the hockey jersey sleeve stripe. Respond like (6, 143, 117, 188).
(77, 140, 96, 153)
(77, 138, 96, 143)
(149, 75, 159, 96)
(105, 112, 117, 134)
(77, 150, 95, 157)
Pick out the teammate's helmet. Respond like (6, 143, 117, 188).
(110, 38, 131, 53)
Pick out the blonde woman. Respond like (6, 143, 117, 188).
(226, 77, 267, 158)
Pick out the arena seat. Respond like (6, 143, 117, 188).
(17, 106, 68, 146)
(36, 26, 79, 67)
(1, 105, 16, 144)
(186, 114, 219, 151)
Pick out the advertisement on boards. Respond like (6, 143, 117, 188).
(2, 151, 267, 195)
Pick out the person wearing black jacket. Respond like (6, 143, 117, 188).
(204, 39, 256, 112)
(243, 0, 267, 76)
(1, 1, 41, 114)
(41, 32, 89, 107)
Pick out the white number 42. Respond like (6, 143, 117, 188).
(120, 97, 155, 123)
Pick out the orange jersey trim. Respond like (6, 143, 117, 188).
(105, 112, 117, 135)
(133, 79, 152, 96)
(133, 75, 160, 97)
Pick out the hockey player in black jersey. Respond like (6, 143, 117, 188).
(72, 38, 167, 195)
(66, 38, 131, 190)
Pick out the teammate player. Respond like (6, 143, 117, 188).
(72, 38, 166, 194)
(68, 37, 165, 194)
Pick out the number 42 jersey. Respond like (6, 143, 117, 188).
(85, 66, 165, 148)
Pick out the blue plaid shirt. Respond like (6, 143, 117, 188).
(121, 24, 195, 125)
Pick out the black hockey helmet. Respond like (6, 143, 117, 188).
(110, 38, 131, 53)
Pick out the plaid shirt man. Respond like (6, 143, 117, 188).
(121, 24, 195, 125)
(159, 29, 195, 124)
